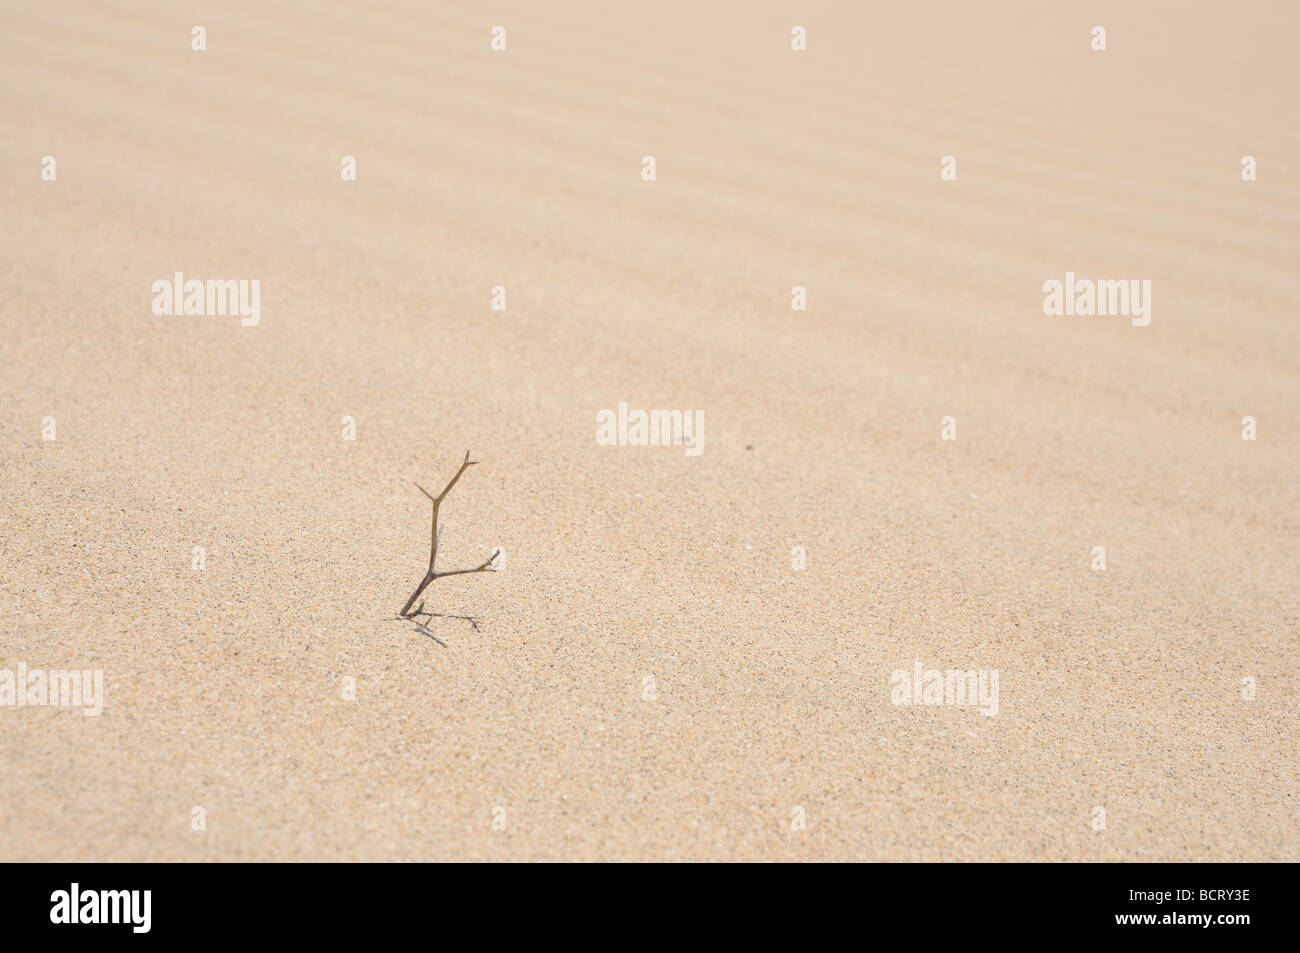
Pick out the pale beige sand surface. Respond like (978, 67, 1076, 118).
(1, 1, 1297, 861)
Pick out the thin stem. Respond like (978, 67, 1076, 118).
(398, 451, 493, 620)
(399, 571, 435, 618)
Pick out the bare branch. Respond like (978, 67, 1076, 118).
(434, 451, 477, 502)
(432, 511, 444, 570)
(397, 452, 498, 633)
(432, 551, 499, 579)
(432, 566, 494, 580)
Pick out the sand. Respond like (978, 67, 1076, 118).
(1, 0, 1297, 861)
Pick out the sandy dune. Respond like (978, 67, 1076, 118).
(1, 1, 1297, 860)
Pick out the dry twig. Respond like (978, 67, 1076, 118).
(398, 451, 499, 629)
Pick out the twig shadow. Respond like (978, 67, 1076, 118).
(380, 603, 483, 648)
